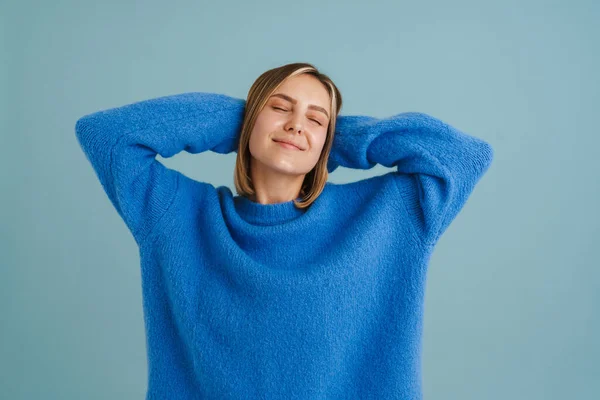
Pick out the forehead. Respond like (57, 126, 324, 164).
(272, 74, 330, 108)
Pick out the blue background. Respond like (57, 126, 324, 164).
(2, 0, 598, 398)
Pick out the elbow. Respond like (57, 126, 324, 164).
(74, 113, 105, 143)
(75, 115, 93, 138)
(478, 140, 494, 173)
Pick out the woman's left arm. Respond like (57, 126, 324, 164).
(327, 112, 494, 246)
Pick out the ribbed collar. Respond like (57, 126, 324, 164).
(232, 195, 307, 225)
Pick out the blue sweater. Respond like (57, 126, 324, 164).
(75, 92, 493, 399)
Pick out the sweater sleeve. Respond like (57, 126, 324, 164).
(74, 92, 246, 246)
(326, 112, 494, 246)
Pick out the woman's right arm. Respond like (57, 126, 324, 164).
(74, 92, 246, 246)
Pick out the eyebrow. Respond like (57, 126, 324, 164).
(269, 93, 330, 119)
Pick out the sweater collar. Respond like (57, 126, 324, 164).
(233, 194, 307, 225)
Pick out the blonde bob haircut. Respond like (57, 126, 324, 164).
(233, 62, 343, 209)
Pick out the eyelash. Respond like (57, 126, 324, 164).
(272, 106, 322, 126)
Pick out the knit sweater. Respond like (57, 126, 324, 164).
(74, 91, 494, 399)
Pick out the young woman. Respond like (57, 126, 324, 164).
(75, 62, 493, 399)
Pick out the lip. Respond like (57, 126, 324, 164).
(273, 139, 303, 151)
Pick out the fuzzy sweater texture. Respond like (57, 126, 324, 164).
(75, 91, 494, 399)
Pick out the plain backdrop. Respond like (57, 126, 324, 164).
(2, 0, 598, 399)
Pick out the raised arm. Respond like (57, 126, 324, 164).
(327, 112, 494, 246)
(74, 92, 246, 246)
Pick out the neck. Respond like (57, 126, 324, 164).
(249, 162, 305, 205)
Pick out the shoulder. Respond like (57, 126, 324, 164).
(323, 173, 420, 246)
(141, 173, 218, 246)
(176, 173, 217, 200)
(321, 173, 400, 220)
(327, 172, 397, 202)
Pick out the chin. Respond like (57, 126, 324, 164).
(267, 160, 311, 176)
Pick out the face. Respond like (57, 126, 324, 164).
(248, 73, 331, 179)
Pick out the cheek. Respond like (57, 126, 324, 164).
(248, 127, 274, 157)
(255, 112, 280, 130)
(313, 133, 328, 151)
(248, 132, 264, 156)
(249, 119, 271, 143)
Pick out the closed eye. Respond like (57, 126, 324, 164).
(273, 106, 322, 126)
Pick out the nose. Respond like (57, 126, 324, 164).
(284, 115, 303, 134)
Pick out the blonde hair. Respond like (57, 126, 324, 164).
(233, 62, 343, 209)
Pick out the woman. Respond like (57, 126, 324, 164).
(75, 62, 493, 399)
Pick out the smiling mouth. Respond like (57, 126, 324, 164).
(273, 139, 303, 151)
